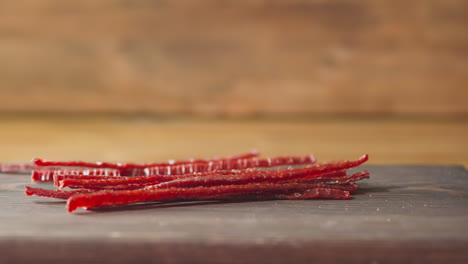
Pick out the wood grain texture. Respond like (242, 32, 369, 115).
(0, 0, 467, 116)
(1, 165, 467, 263)
(0, 116, 466, 167)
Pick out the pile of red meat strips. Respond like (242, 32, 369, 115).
(24, 151, 370, 213)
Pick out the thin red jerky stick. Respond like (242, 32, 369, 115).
(32, 168, 121, 182)
(146, 155, 368, 190)
(66, 183, 351, 212)
(55, 171, 216, 189)
(57, 168, 258, 188)
(139, 151, 263, 175)
(59, 170, 350, 191)
(301, 170, 370, 185)
(33, 150, 260, 170)
(53, 167, 252, 187)
(25, 186, 92, 199)
(26, 181, 355, 201)
(0, 162, 35, 174)
(55, 175, 168, 189)
(56, 155, 317, 188)
(32, 151, 261, 178)
(36, 154, 314, 177)
(53, 174, 123, 187)
(144, 155, 316, 176)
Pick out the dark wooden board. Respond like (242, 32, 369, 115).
(1, 165, 467, 263)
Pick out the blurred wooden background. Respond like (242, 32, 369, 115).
(0, 0, 466, 166)
(1, 0, 467, 116)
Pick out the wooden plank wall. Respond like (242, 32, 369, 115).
(0, 0, 467, 116)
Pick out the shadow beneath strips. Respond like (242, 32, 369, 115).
(81, 200, 229, 214)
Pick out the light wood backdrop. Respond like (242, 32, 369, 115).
(0, 0, 467, 116)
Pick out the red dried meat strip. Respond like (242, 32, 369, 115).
(145, 155, 368, 190)
(52, 174, 123, 186)
(300, 170, 370, 185)
(143, 155, 316, 176)
(35, 154, 315, 177)
(24, 153, 370, 214)
(53, 167, 254, 186)
(33, 150, 260, 170)
(32, 168, 121, 182)
(58, 178, 163, 190)
(25, 186, 92, 199)
(0, 162, 35, 174)
(66, 183, 351, 212)
(30, 151, 261, 181)
(53, 154, 317, 188)
(25, 181, 356, 201)
(58, 170, 358, 191)
(56, 168, 256, 188)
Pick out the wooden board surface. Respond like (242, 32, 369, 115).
(1, 165, 468, 263)
(1, 0, 467, 115)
